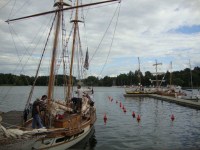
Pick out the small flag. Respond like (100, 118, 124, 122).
(84, 49, 89, 70)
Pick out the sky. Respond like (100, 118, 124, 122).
(0, 0, 200, 79)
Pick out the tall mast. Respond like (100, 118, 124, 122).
(47, 1, 62, 106)
(153, 60, 162, 88)
(67, 0, 80, 101)
(170, 61, 172, 87)
(138, 57, 141, 85)
(189, 59, 193, 94)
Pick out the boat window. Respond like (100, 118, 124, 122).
(55, 137, 65, 143)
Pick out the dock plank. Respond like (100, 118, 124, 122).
(124, 93, 200, 110)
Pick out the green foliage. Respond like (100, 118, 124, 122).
(0, 66, 200, 87)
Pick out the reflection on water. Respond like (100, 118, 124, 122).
(0, 86, 200, 149)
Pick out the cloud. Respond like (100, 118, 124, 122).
(0, 0, 200, 78)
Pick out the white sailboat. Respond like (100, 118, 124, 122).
(180, 60, 200, 100)
(0, 0, 120, 149)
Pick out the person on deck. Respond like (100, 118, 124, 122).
(32, 98, 45, 129)
(39, 95, 47, 125)
(71, 85, 84, 112)
(40, 95, 47, 111)
(77, 85, 84, 98)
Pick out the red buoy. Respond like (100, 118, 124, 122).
(132, 111, 135, 118)
(120, 102, 122, 108)
(123, 108, 126, 113)
(122, 105, 124, 110)
(104, 113, 107, 125)
(171, 114, 175, 121)
(137, 114, 141, 122)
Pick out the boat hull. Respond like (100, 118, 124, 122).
(33, 125, 94, 150)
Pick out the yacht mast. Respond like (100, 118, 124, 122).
(189, 59, 193, 96)
(47, 1, 62, 106)
(170, 61, 172, 88)
(67, 0, 80, 102)
(138, 57, 141, 85)
(152, 60, 163, 88)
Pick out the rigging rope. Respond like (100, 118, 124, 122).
(1, 13, 55, 100)
(11, 0, 32, 18)
(89, 3, 121, 64)
(25, 13, 57, 109)
(8, 0, 16, 19)
(0, 0, 12, 10)
(98, 3, 121, 77)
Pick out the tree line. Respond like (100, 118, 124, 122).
(0, 66, 200, 87)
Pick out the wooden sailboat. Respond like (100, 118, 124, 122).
(0, 0, 119, 149)
(155, 61, 186, 98)
(125, 57, 145, 94)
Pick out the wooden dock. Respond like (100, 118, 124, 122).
(124, 93, 200, 110)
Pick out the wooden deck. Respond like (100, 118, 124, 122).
(124, 93, 200, 110)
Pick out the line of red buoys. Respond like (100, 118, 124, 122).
(105, 96, 175, 125)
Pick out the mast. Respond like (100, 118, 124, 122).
(189, 59, 193, 96)
(170, 61, 172, 88)
(67, 0, 80, 102)
(5, 0, 121, 102)
(152, 60, 163, 88)
(47, 1, 62, 106)
(138, 57, 141, 85)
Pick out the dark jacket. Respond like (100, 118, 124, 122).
(32, 99, 41, 117)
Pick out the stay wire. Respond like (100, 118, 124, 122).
(0, 0, 12, 10)
(8, 0, 16, 19)
(89, 1, 118, 63)
(97, 3, 121, 77)
(2, 14, 55, 100)
(11, 0, 31, 18)
(25, 13, 57, 109)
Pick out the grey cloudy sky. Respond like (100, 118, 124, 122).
(0, 0, 200, 78)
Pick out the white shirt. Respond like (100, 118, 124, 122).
(77, 88, 83, 98)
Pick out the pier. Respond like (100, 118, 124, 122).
(124, 93, 200, 110)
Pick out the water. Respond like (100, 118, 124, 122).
(0, 86, 200, 150)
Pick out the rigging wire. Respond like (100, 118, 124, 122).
(10, 0, 31, 18)
(25, 13, 57, 109)
(98, 3, 121, 77)
(8, 16, 53, 76)
(89, 3, 120, 64)
(0, 0, 12, 10)
(2, 14, 55, 100)
(8, 0, 16, 19)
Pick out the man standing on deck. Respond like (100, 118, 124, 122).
(32, 98, 45, 129)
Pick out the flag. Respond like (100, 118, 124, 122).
(84, 49, 89, 70)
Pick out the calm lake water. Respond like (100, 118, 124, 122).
(0, 86, 200, 150)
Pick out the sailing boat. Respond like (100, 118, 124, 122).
(0, 0, 119, 149)
(125, 57, 145, 94)
(180, 60, 200, 100)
